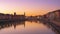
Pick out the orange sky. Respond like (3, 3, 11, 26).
(0, 0, 60, 16)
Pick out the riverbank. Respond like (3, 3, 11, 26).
(51, 20, 60, 27)
(39, 18, 60, 34)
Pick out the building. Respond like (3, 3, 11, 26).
(0, 12, 25, 21)
(48, 12, 56, 20)
(54, 11, 59, 19)
(44, 9, 60, 21)
(12, 12, 25, 21)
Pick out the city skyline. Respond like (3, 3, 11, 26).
(0, 0, 60, 16)
(0, 0, 60, 34)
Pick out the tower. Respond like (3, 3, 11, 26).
(24, 12, 25, 16)
(14, 12, 16, 16)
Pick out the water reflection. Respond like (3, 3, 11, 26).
(0, 21, 59, 34)
(39, 21, 60, 34)
(0, 21, 25, 29)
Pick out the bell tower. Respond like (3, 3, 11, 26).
(14, 12, 16, 16)
(24, 12, 25, 16)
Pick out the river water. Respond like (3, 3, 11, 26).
(0, 21, 58, 34)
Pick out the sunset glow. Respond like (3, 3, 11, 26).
(0, 0, 60, 16)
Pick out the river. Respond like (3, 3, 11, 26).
(0, 21, 58, 34)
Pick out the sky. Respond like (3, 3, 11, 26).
(0, 0, 60, 16)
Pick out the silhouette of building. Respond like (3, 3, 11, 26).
(43, 9, 60, 21)
(0, 12, 25, 21)
(14, 12, 16, 16)
(55, 10, 60, 19)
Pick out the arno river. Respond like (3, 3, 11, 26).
(0, 21, 59, 34)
